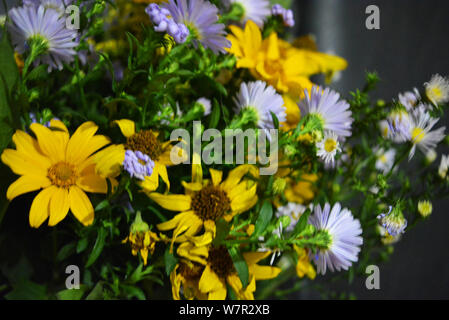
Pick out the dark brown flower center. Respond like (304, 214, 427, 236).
(178, 261, 204, 281)
(47, 162, 77, 188)
(208, 246, 235, 279)
(125, 130, 163, 160)
(191, 185, 231, 221)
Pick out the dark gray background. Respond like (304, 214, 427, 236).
(1, 0, 448, 299)
(294, 0, 449, 299)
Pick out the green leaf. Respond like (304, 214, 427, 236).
(291, 208, 311, 237)
(252, 200, 273, 237)
(56, 285, 88, 300)
(120, 284, 146, 300)
(76, 237, 89, 254)
(212, 218, 230, 246)
(164, 248, 178, 276)
(270, 111, 280, 129)
(95, 199, 110, 212)
(56, 242, 77, 262)
(85, 227, 107, 268)
(0, 33, 19, 96)
(228, 246, 249, 288)
(85, 282, 104, 300)
(208, 100, 220, 129)
(5, 280, 47, 300)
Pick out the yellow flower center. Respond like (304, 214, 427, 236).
(379, 155, 388, 164)
(324, 138, 337, 153)
(428, 87, 442, 100)
(191, 185, 231, 221)
(207, 246, 235, 279)
(411, 127, 426, 143)
(47, 162, 77, 188)
(126, 130, 162, 160)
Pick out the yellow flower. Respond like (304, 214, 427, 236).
(95, 119, 180, 192)
(281, 94, 301, 131)
(148, 160, 259, 248)
(417, 200, 432, 218)
(122, 211, 160, 265)
(1, 120, 115, 228)
(227, 20, 347, 98)
(172, 242, 281, 300)
(294, 246, 316, 280)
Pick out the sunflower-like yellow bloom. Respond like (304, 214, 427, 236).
(171, 242, 281, 300)
(95, 119, 179, 192)
(1, 120, 115, 228)
(227, 20, 347, 98)
(122, 212, 160, 265)
(148, 160, 259, 248)
(294, 246, 316, 280)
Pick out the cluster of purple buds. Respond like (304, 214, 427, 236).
(145, 3, 189, 43)
(123, 150, 155, 181)
(272, 4, 295, 27)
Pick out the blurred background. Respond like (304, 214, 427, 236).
(293, 0, 449, 299)
(1, 0, 448, 299)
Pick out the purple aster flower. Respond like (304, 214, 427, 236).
(162, 0, 231, 54)
(8, 4, 79, 71)
(377, 206, 407, 237)
(272, 4, 295, 27)
(123, 150, 155, 181)
(398, 88, 421, 110)
(23, 0, 73, 15)
(309, 202, 363, 275)
(234, 80, 286, 130)
(299, 86, 353, 137)
(145, 3, 189, 43)
(229, 0, 271, 27)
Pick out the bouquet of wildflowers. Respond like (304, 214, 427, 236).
(0, 0, 448, 300)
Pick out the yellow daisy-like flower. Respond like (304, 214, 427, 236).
(227, 20, 347, 98)
(294, 246, 316, 280)
(95, 119, 179, 192)
(172, 242, 281, 300)
(1, 120, 115, 228)
(148, 160, 259, 248)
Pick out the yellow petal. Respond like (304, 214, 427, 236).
(69, 186, 94, 226)
(48, 187, 70, 226)
(222, 165, 258, 190)
(199, 265, 225, 293)
(157, 211, 195, 231)
(113, 119, 136, 138)
(230, 184, 258, 214)
(12, 131, 51, 169)
(209, 169, 223, 186)
(66, 122, 108, 164)
(192, 153, 203, 184)
(30, 123, 66, 162)
(208, 288, 227, 300)
(140, 166, 160, 192)
(94, 144, 125, 178)
(148, 193, 191, 212)
(156, 162, 170, 191)
(6, 175, 51, 201)
(251, 265, 281, 280)
(243, 251, 271, 264)
(48, 119, 68, 132)
(77, 164, 108, 194)
(29, 186, 57, 228)
(1, 149, 48, 177)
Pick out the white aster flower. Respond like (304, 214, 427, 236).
(299, 86, 353, 137)
(234, 80, 286, 130)
(196, 97, 212, 116)
(308, 203, 363, 275)
(438, 154, 449, 179)
(408, 107, 446, 160)
(375, 148, 396, 174)
(275, 202, 311, 232)
(386, 108, 412, 143)
(229, 0, 271, 27)
(316, 131, 341, 165)
(425, 74, 449, 106)
(398, 88, 421, 110)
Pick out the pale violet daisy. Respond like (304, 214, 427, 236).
(272, 4, 295, 27)
(386, 108, 412, 143)
(8, 4, 79, 71)
(377, 205, 407, 237)
(123, 150, 155, 181)
(229, 0, 271, 28)
(308, 203, 363, 275)
(425, 74, 449, 106)
(375, 148, 396, 174)
(196, 97, 212, 116)
(163, 0, 231, 54)
(299, 86, 353, 137)
(234, 80, 286, 130)
(398, 88, 421, 110)
(24, 0, 72, 14)
(316, 131, 341, 165)
(408, 107, 446, 160)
